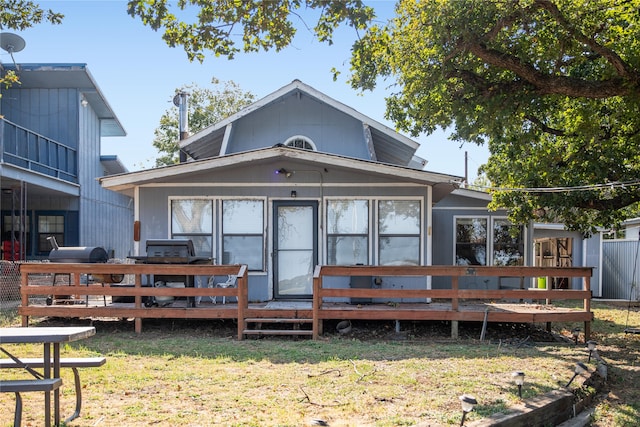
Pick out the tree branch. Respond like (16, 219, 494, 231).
(524, 115, 570, 136)
(534, 0, 639, 81)
(465, 42, 632, 98)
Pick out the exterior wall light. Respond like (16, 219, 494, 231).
(275, 168, 292, 178)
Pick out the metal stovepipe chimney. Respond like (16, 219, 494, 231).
(174, 91, 189, 163)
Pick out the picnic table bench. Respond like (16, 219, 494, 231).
(1, 378, 63, 427)
(0, 356, 106, 423)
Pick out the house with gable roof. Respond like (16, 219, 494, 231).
(101, 80, 599, 302)
(0, 63, 133, 260)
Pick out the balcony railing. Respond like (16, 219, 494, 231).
(0, 118, 78, 183)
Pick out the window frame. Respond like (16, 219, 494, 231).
(453, 215, 525, 266)
(376, 198, 423, 266)
(168, 197, 267, 271)
(325, 198, 371, 266)
(283, 135, 317, 151)
(220, 198, 266, 271)
(169, 198, 214, 258)
(491, 217, 525, 266)
(36, 214, 64, 254)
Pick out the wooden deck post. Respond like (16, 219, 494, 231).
(134, 273, 142, 334)
(312, 266, 322, 340)
(236, 265, 248, 340)
(21, 268, 29, 327)
(451, 276, 459, 339)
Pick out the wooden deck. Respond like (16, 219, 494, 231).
(15, 263, 594, 340)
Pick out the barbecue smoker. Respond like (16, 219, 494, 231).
(46, 236, 123, 305)
(131, 239, 211, 307)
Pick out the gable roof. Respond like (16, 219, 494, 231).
(179, 79, 420, 166)
(101, 146, 461, 201)
(1, 63, 126, 136)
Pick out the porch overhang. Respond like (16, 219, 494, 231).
(0, 163, 80, 197)
(100, 147, 462, 201)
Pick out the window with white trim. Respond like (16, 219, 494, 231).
(326, 199, 369, 265)
(454, 217, 524, 266)
(455, 217, 487, 265)
(283, 135, 316, 151)
(378, 200, 421, 266)
(171, 199, 213, 257)
(492, 218, 524, 266)
(222, 199, 264, 270)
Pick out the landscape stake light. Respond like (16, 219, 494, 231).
(458, 394, 477, 426)
(565, 362, 588, 388)
(587, 341, 597, 362)
(512, 371, 525, 398)
(572, 327, 581, 344)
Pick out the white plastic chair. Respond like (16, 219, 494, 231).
(208, 275, 237, 304)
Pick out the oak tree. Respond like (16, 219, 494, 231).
(348, 0, 640, 233)
(126, 0, 374, 62)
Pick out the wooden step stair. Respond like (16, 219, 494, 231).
(243, 318, 313, 337)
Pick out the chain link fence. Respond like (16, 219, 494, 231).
(0, 261, 21, 321)
(1, 259, 136, 323)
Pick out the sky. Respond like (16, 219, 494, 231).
(1, 0, 489, 180)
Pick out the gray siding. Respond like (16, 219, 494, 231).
(135, 162, 432, 302)
(78, 103, 133, 258)
(228, 95, 370, 160)
(3, 88, 79, 149)
(432, 207, 518, 289)
(2, 82, 132, 259)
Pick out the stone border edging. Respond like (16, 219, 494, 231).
(467, 352, 607, 427)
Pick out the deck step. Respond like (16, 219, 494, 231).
(242, 317, 314, 337)
(245, 318, 312, 323)
(242, 329, 313, 336)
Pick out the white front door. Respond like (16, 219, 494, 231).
(273, 201, 318, 299)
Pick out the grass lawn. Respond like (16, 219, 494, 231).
(1, 300, 638, 426)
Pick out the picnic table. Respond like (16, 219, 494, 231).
(0, 326, 96, 427)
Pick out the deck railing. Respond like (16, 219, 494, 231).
(17, 263, 593, 340)
(312, 265, 593, 339)
(18, 263, 247, 337)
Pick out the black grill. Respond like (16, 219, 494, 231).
(45, 237, 122, 305)
(130, 239, 212, 307)
(48, 246, 109, 264)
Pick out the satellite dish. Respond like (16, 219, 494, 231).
(173, 93, 182, 107)
(0, 32, 26, 53)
